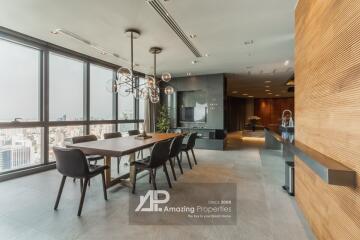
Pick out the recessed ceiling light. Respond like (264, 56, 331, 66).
(284, 60, 290, 66)
(265, 89, 270, 92)
(248, 95, 254, 98)
(265, 85, 270, 88)
(268, 93, 273, 95)
(191, 60, 198, 64)
(204, 53, 210, 57)
(244, 40, 254, 45)
(275, 94, 280, 97)
(189, 34, 197, 38)
(265, 80, 271, 83)
(50, 29, 61, 34)
(242, 93, 248, 96)
(232, 91, 238, 94)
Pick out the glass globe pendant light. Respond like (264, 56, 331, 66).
(140, 87, 149, 99)
(112, 29, 140, 95)
(146, 75, 156, 89)
(164, 86, 174, 95)
(117, 67, 132, 80)
(161, 72, 172, 82)
(148, 47, 175, 102)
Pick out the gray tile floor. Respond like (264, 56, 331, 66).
(0, 134, 315, 240)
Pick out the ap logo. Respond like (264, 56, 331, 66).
(135, 190, 170, 212)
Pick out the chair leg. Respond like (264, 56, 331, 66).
(149, 169, 152, 183)
(150, 169, 157, 190)
(73, 178, 76, 183)
(191, 148, 198, 165)
(80, 178, 83, 193)
(132, 167, 137, 194)
(101, 172, 108, 200)
(54, 176, 66, 210)
(78, 178, 89, 217)
(185, 151, 192, 169)
(137, 151, 141, 159)
(117, 157, 120, 174)
(176, 155, 184, 174)
(163, 164, 172, 188)
(169, 158, 177, 181)
(141, 150, 144, 160)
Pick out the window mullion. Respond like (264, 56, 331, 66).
(43, 50, 49, 164)
(84, 62, 90, 134)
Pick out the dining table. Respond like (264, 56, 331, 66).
(67, 132, 180, 189)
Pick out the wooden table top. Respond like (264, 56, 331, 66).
(67, 133, 180, 157)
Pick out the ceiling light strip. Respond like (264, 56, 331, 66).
(53, 29, 127, 61)
(147, 0, 202, 57)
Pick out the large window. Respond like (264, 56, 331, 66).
(0, 39, 40, 122)
(49, 53, 84, 121)
(0, 128, 42, 173)
(48, 126, 84, 162)
(90, 64, 114, 120)
(118, 123, 136, 135)
(90, 124, 114, 139)
(118, 89, 135, 120)
(0, 30, 143, 177)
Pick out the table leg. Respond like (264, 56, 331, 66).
(104, 155, 111, 188)
(129, 152, 136, 185)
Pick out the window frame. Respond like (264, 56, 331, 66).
(0, 27, 144, 179)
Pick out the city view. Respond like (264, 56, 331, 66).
(0, 112, 138, 172)
(0, 38, 142, 174)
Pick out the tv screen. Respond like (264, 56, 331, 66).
(180, 106, 207, 123)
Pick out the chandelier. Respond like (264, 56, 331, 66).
(110, 29, 175, 103)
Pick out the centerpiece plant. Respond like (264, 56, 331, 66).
(156, 105, 171, 133)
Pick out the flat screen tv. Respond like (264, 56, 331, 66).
(179, 106, 207, 123)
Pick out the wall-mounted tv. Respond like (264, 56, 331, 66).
(179, 106, 207, 123)
(177, 90, 208, 123)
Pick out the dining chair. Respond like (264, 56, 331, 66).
(168, 135, 185, 180)
(180, 132, 198, 169)
(132, 140, 172, 193)
(128, 129, 140, 136)
(53, 147, 108, 216)
(128, 129, 143, 159)
(71, 135, 104, 184)
(103, 132, 122, 174)
(72, 135, 104, 164)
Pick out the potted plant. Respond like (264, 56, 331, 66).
(156, 106, 171, 133)
(248, 116, 261, 132)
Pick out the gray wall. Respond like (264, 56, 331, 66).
(161, 74, 225, 129)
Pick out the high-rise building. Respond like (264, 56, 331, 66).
(0, 147, 11, 171)
(0, 145, 31, 172)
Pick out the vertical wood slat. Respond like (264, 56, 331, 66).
(295, 0, 360, 239)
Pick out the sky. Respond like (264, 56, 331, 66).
(0, 39, 135, 122)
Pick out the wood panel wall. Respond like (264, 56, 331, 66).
(295, 1, 360, 239)
(254, 98, 294, 132)
(225, 97, 247, 132)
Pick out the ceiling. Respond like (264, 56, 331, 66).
(0, 0, 297, 97)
